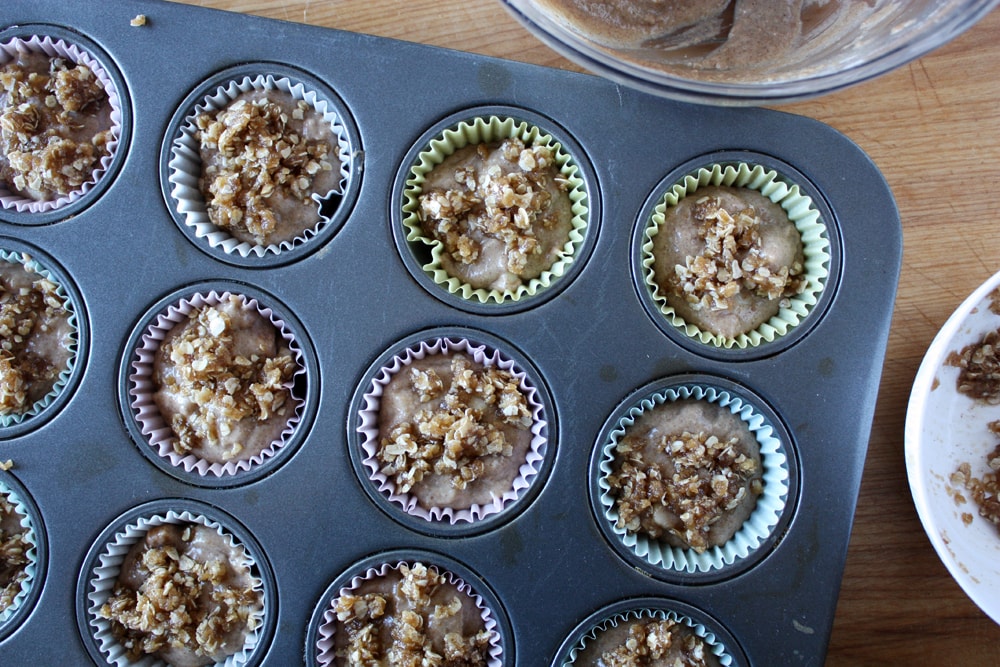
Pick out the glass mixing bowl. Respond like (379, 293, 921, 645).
(499, 0, 1000, 105)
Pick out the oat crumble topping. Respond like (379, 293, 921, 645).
(949, 328, 1000, 404)
(672, 194, 805, 312)
(950, 420, 1000, 532)
(0, 492, 30, 613)
(609, 430, 761, 552)
(99, 524, 261, 663)
(0, 51, 112, 200)
(0, 261, 71, 414)
(155, 300, 296, 460)
(598, 619, 711, 667)
(196, 92, 336, 245)
(333, 562, 492, 666)
(378, 355, 532, 495)
(417, 137, 569, 276)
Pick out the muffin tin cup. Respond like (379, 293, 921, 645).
(349, 327, 556, 537)
(120, 282, 318, 487)
(162, 63, 362, 267)
(0, 237, 87, 438)
(591, 374, 798, 584)
(551, 597, 749, 667)
(0, 470, 45, 641)
(633, 151, 841, 360)
(306, 549, 513, 667)
(392, 105, 599, 314)
(76, 499, 276, 667)
(0, 26, 129, 224)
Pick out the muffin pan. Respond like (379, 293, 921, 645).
(0, 0, 901, 664)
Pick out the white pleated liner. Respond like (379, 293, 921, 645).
(564, 607, 734, 666)
(167, 74, 352, 258)
(84, 510, 266, 667)
(313, 560, 503, 667)
(0, 482, 39, 626)
(356, 336, 548, 525)
(0, 248, 79, 427)
(597, 384, 790, 574)
(128, 290, 305, 477)
(0, 35, 123, 213)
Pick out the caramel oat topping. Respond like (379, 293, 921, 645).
(598, 619, 712, 667)
(0, 492, 30, 613)
(0, 50, 112, 200)
(672, 194, 805, 312)
(378, 355, 532, 496)
(609, 430, 761, 553)
(196, 91, 337, 245)
(154, 298, 296, 460)
(417, 137, 569, 277)
(334, 562, 492, 666)
(0, 261, 71, 415)
(949, 329, 1000, 404)
(378, 355, 531, 493)
(99, 524, 261, 663)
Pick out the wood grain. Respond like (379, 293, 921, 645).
(172, 1, 1000, 663)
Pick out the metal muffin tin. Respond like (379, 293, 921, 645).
(0, 0, 902, 664)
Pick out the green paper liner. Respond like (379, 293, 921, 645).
(641, 162, 830, 349)
(596, 384, 790, 574)
(563, 607, 733, 666)
(0, 481, 38, 625)
(0, 248, 79, 427)
(401, 115, 589, 304)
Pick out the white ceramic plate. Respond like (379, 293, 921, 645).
(906, 269, 1000, 624)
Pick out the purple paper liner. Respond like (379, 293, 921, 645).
(127, 290, 304, 477)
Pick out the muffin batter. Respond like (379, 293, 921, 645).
(608, 399, 762, 552)
(332, 562, 493, 666)
(0, 490, 30, 613)
(152, 295, 297, 464)
(575, 616, 722, 667)
(417, 137, 574, 292)
(652, 185, 805, 339)
(196, 89, 340, 246)
(99, 523, 261, 666)
(377, 352, 533, 510)
(0, 258, 74, 415)
(0, 50, 113, 201)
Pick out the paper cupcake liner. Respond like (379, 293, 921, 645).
(401, 115, 589, 304)
(0, 480, 39, 626)
(563, 607, 733, 666)
(357, 336, 547, 525)
(597, 384, 790, 574)
(83, 509, 266, 667)
(314, 559, 504, 667)
(641, 161, 830, 349)
(167, 73, 353, 258)
(0, 35, 123, 213)
(128, 290, 304, 477)
(0, 248, 79, 427)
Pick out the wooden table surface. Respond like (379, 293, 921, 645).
(171, 1, 1000, 664)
